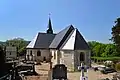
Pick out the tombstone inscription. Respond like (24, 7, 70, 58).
(52, 64, 67, 80)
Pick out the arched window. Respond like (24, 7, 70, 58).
(80, 52, 84, 61)
(30, 50, 32, 55)
(54, 52, 56, 59)
(9, 52, 11, 55)
(37, 51, 41, 56)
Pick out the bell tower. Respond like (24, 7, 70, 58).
(47, 14, 53, 34)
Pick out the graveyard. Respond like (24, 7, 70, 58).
(0, 46, 118, 80)
(22, 63, 116, 80)
(0, 12, 120, 80)
(0, 18, 120, 80)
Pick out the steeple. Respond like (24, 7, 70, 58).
(47, 14, 53, 34)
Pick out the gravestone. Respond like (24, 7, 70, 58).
(52, 64, 67, 80)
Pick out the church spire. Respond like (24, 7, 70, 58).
(47, 14, 53, 34)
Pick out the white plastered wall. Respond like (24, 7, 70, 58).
(26, 49, 50, 62)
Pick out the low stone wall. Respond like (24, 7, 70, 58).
(24, 76, 48, 80)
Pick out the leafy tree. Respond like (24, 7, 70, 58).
(101, 44, 117, 57)
(111, 18, 120, 55)
(92, 43, 106, 57)
(93, 44, 101, 57)
(88, 41, 118, 57)
(88, 41, 100, 48)
(88, 41, 100, 56)
(88, 41, 106, 57)
(0, 46, 6, 77)
(6, 38, 28, 56)
(0, 46, 5, 64)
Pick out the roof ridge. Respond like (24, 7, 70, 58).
(56, 25, 74, 34)
(38, 32, 56, 35)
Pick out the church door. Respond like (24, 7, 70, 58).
(79, 52, 85, 62)
(43, 57, 46, 61)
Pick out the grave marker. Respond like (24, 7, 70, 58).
(52, 64, 67, 80)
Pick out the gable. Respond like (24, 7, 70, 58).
(26, 33, 39, 48)
(60, 28, 90, 50)
(74, 29, 90, 50)
(60, 29, 76, 50)
(49, 25, 74, 49)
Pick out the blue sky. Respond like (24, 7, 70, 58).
(0, 0, 120, 43)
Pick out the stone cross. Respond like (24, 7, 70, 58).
(80, 63, 88, 80)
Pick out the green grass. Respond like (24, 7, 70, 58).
(91, 57, 120, 60)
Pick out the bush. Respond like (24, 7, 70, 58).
(105, 64, 112, 67)
(104, 61, 113, 68)
(115, 63, 120, 71)
(97, 62, 104, 65)
(91, 57, 120, 61)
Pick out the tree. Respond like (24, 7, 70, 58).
(0, 46, 6, 77)
(6, 38, 28, 56)
(88, 41, 100, 56)
(88, 41, 106, 57)
(111, 18, 120, 56)
(101, 44, 117, 57)
(93, 44, 101, 57)
(92, 43, 106, 57)
(0, 46, 5, 64)
(88, 41, 118, 57)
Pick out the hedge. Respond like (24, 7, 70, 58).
(115, 63, 120, 71)
(91, 57, 120, 61)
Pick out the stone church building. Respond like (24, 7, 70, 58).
(26, 17, 91, 71)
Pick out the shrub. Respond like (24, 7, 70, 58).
(105, 64, 112, 67)
(115, 63, 120, 71)
(112, 63, 116, 68)
(104, 61, 113, 68)
(97, 62, 103, 65)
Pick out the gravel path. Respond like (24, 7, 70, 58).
(68, 69, 115, 80)
(24, 63, 50, 80)
(25, 63, 115, 80)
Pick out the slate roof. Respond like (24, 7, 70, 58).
(58, 28, 90, 50)
(74, 29, 90, 50)
(49, 25, 74, 49)
(27, 25, 90, 50)
(50, 25, 90, 50)
(26, 33, 56, 49)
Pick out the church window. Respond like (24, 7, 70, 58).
(80, 52, 84, 61)
(9, 52, 11, 55)
(30, 50, 32, 55)
(37, 51, 41, 56)
(54, 52, 56, 59)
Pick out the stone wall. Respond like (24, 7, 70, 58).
(50, 49, 91, 72)
(6, 47, 17, 59)
(74, 50, 91, 71)
(26, 49, 50, 62)
(50, 50, 60, 67)
(60, 50, 74, 71)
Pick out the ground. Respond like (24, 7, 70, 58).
(24, 63, 115, 80)
(68, 69, 114, 80)
(24, 63, 49, 80)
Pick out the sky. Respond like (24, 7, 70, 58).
(0, 0, 120, 43)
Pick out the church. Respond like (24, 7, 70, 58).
(26, 17, 91, 71)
